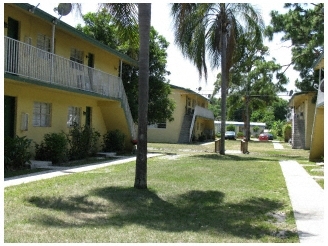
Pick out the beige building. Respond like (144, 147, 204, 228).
(4, 3, 137, 154)
(147, 85, 215, 143)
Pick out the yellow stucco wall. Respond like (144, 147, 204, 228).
(4, 79, 132, 152)
(304, 96, 316, 149)
(309, 107, 324, 161)
(147, 88, 184, 143)
(6, 79, 114, 140)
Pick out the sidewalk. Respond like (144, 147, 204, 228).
(4, 153, 162, 188)
(279, 160, 325, 244)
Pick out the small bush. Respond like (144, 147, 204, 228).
(237, 132, 244, 138)
(35, 133, 68, 164)
(227, 124, 235, 131)
(102, 129, 126, 152)
(283, 124, 292, 142)
(198, 133, 206, 142)
(4, 136, 32, 171)
(253, 126, 260, 133)
(67, 123, 101, 161)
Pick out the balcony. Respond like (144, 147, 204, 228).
(4, 36, 136, 138)
(189, 105, 214, 142)
(193, 105, 214, 120)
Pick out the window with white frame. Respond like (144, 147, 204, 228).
(33, 102, 51, 127)
(67, 106, 81, 127)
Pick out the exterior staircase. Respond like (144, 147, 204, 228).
(293, 118, 305, 149)
(178, 114, 193, 143)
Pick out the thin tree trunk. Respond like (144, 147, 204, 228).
(134, 3, 151, 189)
(245, 97, 250, 141)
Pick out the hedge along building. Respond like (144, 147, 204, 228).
(147, 85, 215, 143)
(4, 3, 138, 154)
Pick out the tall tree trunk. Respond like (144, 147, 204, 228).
(134, 3, 151, 189)
(220, 5, 227, 155)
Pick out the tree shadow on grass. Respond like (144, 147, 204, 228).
(26, 187, 297, 241)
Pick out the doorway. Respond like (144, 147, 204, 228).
(85, 106, 92, 127)
(6, 17, 19, 74)
(4, 96, 16, 138)
(87, 53, 94, 90)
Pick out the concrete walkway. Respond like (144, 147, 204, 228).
(279, 160, 325, 243)
(273, 140, 284, 149)
(4, 154, 162, 188)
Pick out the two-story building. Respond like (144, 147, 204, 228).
(4, 3, 138, 153)
(288, 52, 324, 161)
(147, 85, 215, 143)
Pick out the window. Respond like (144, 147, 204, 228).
(24, 36, 32, 56)
(70, 48, 84, 70)
(67, 106, 81, 127)
(148, 122, 166, 129)
(37, 33, 51, 52)
(33, 102, 51, 127)
(37, 33, 51, 59)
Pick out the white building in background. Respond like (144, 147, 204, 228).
(215, 121, 266, 137)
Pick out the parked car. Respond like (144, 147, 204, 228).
(267, 133, 274, 140)
(258, 133, 269, 141)
(225, 131, 236, 140)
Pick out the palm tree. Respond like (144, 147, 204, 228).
(98, 3, 151, 189)
(134, 3, 151, 189)
(171, 3, 264, 154)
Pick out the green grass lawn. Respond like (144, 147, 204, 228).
(4, 140, 312, 243)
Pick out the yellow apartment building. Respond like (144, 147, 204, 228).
(288, 52, 324, 161)
(4, 3, 138, 154)
(147, 85, 215, 143)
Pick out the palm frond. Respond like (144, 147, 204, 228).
(99, 3, 139, 46)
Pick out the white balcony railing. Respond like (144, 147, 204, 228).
(4, 36, 136, 139)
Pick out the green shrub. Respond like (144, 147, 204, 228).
(102, 129, 126, 152)
(253, 126, 260, 133)
(67, 123, 101, 161)
(227, 124, 235, 131)
(198, 133, 206, 142)
(4, 136, 32, 171)
(35, 133, 68, 164)
(283, 124, 292, 142)
(237, 132, 244, 138)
